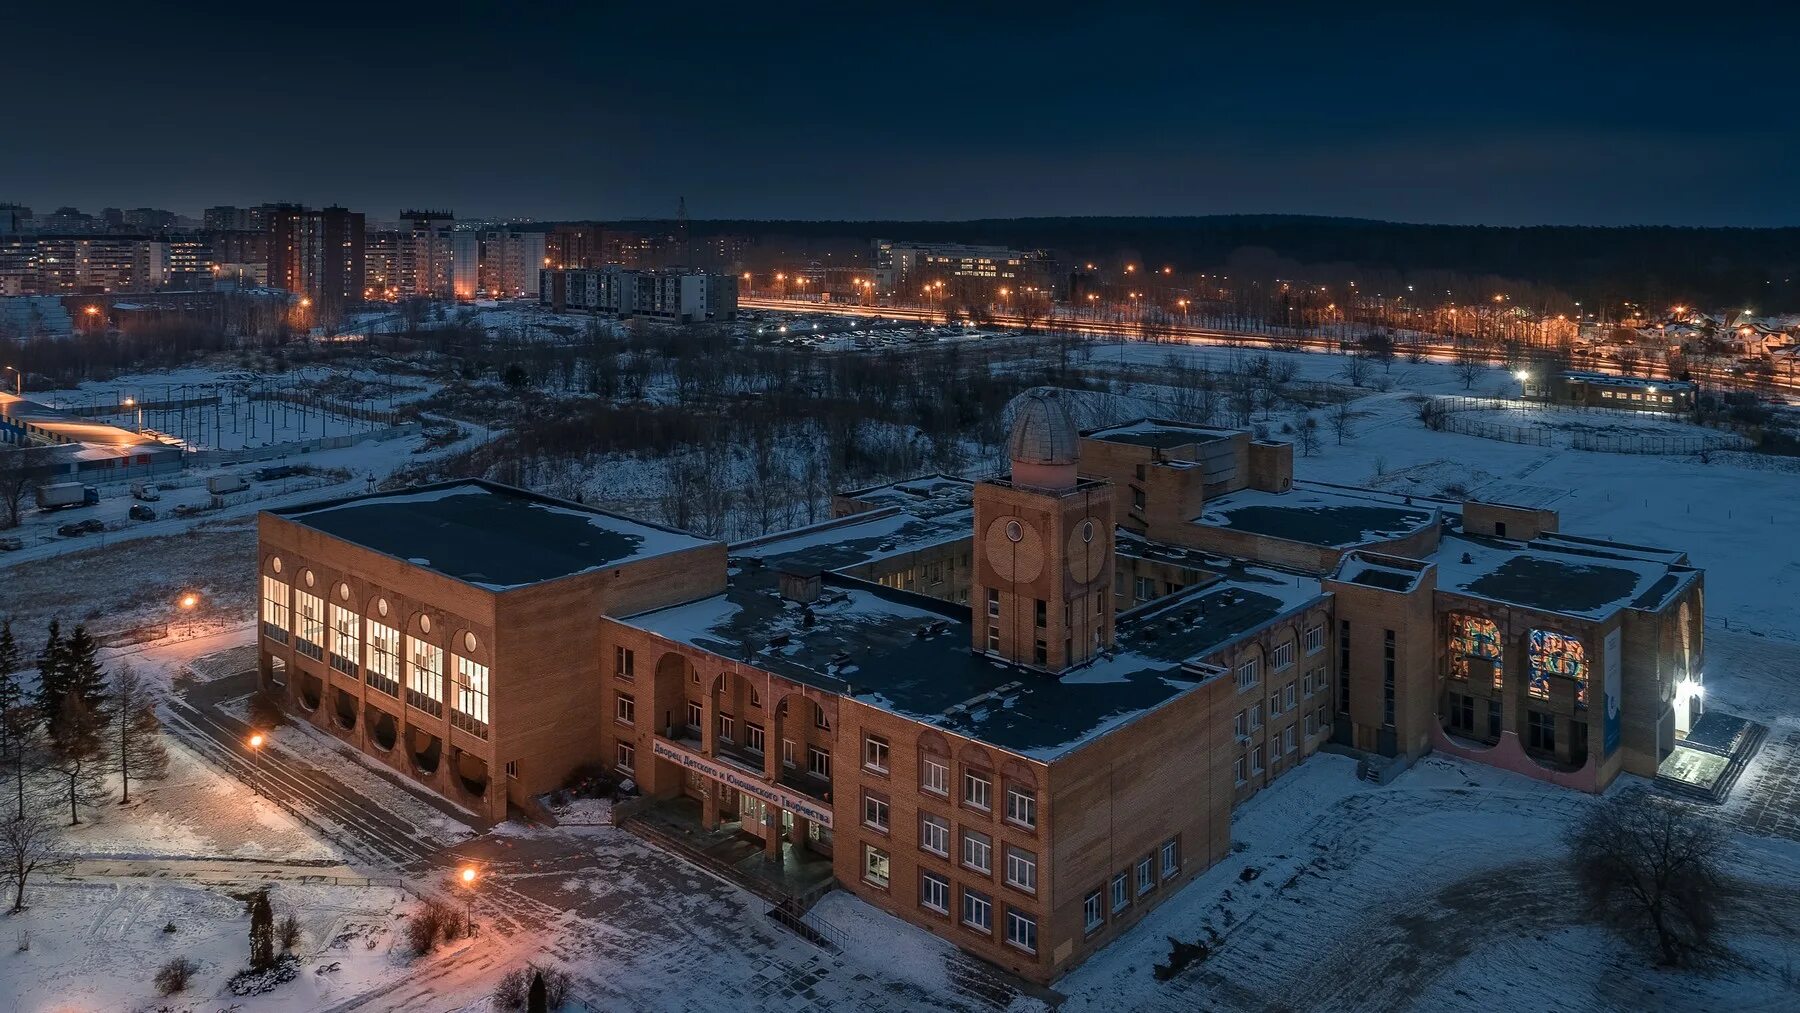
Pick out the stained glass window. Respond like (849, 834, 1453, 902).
(1449, 615, 1503, 688)
(1529, 630, 1588, 705)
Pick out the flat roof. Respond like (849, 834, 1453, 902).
(1199, 486, 1440, 549)
(620, 562, 1320, 761)
(272, 480, 715, 591)
(733, 504, 972, 575)
(1083, 419, 1238, 450)
(1436, 530, 1696, 621)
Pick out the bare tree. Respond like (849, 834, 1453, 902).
(1567, 797, 1726, 967)
(1294, 413, 1322, 457)
(0, 447, 59, 530)
(1339, 352, 1373, 388)
(1327, 400, 1364, 444)
(45, 693, 110, 826)
(0, 811, 58, 911)
(1454, 345, 1485, 390)
(112, 667, 169, 804)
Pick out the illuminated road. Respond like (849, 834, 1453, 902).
(739, 297, 1799, 400)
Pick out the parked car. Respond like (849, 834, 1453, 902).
(253, 465, 301, 482)
(56, 519, 105, 537)
(0, 537, 23, 551)
(128, 504, 157, 521)
(131, 482, 161, 502)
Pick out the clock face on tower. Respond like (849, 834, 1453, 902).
(1066, 517, 1105, 584)
(984, 515, 1044, 583)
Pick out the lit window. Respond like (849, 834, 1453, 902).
(864, 845, 891, 888)
(452, 655, 489, 738)
(365, 619, 400, 697)
(327, 605, 360, 675)
(294, 589, 325, 659)
(406, 638, 444, 716)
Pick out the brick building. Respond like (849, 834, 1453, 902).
(253, 390, 1705, 984)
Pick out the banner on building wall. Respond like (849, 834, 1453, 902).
(1603, 628, 1622, 755)
(651, 737, 834, 828)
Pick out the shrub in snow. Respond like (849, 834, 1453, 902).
(277, 912, 302, 951)
(248, 889, 275, 971)
(227, 953, 298, 995)
(1152, 936, 1210, 981)
(495, 962, 572, 1010)
(154, 956, 198, 995)
(405, 899, 455, 955)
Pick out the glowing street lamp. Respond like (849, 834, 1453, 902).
(458, 865, 479, 934)
(3, 365, 19, 397)
(247, 732, 266, 794)
(179, 591, 200, 610)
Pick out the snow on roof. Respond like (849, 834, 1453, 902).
(1436, 530, 1695, 621)
(621, 563, 1322, 762)
(274, 480, 715, 590)
(1199, 486, 1440, 549)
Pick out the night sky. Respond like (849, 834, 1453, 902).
(8, 4, 1798, 226)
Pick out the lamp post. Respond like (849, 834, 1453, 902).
(458, 865, 478, 935)
(247, 732, 265, 794)
(2, 366, 18, 397)
(123, 396, 142, 432)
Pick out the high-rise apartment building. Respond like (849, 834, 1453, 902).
(268, 205, 366, 320)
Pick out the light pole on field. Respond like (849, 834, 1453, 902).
(247, 732, 265, 794)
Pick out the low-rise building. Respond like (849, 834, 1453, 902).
(251, 389, 1707, 984)
(540, 266, 738, 322)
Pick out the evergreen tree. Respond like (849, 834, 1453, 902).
(45, 691, 108, 826)
(35, 619, 65, 719)
(112, 666, 168, 804)
(61, 625, 107, 719)
(248, 889, 275, 971)
(527, 970, 547, 1013)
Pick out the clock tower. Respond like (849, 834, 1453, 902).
(971, 390, 1115, 671)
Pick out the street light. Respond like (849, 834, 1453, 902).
(2, 366, 18, 397)
(247, 732, 265, 794)
(458, 865, 479, 934)
(179, 591, 200, 610)
(123, 396, 142, 431)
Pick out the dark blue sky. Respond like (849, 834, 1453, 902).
(8, 4, 1798, 225)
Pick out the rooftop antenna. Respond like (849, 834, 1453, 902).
(675, 196, 689, 267)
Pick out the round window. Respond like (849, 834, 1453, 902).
(1005, 520, 1023, 543)
(419, 615, 432, 634)
(270, 556, 282, 574)
(464, 631, 478, 653)
(1081, 520, 1095, 543)
(303, 570, 315, 588)
(377, 597, 389, 617)
(338, 582, 350, 600)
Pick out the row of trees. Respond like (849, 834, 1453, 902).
(0, 618, 169, 911)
